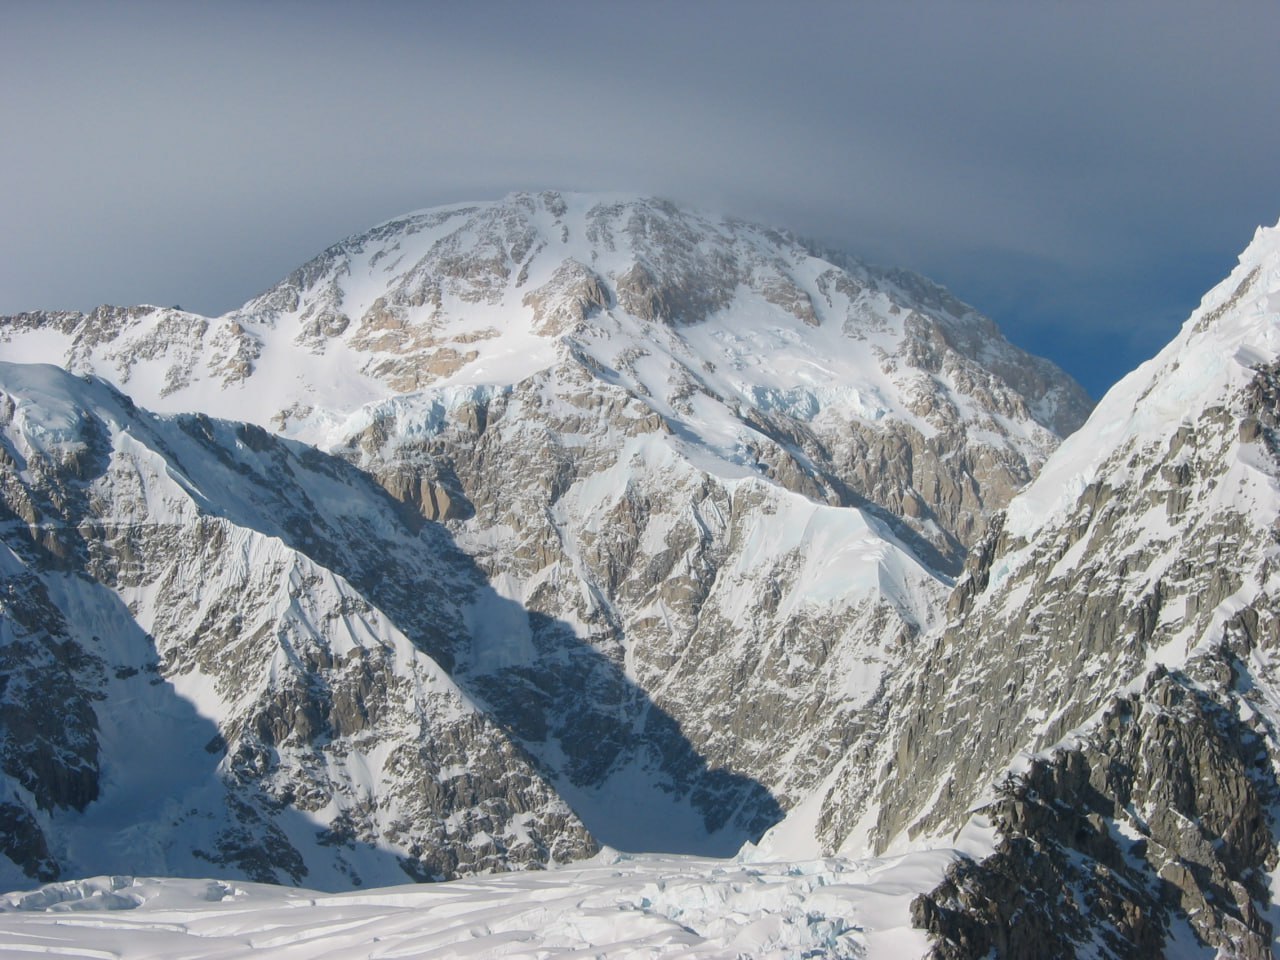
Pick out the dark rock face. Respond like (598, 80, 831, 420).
(614, 260, 734, 327)
(0, 570, 101, 816)
(0, 803, 57, 883)
(915, 653, 1277, 959)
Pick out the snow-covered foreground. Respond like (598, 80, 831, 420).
(0, 849, 958, 959)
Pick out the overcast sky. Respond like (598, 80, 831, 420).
(3, 1, 1277, 398)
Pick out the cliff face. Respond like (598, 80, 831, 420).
(0, 363, 598, 889)
(890, 226, 1280, 956)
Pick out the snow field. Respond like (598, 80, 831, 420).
(0, 848, 959, 959)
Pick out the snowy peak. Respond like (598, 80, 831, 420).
(250, 189, 1089, 431)
(1005, 216, 1280, 544)
(0, 192, 1092, 573)
(1, 192, 1091, 442)
(1192, 217, 1280, 346)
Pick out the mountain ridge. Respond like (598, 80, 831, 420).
(889, 219, 1280, 957)
(0, 191, 1092, 575)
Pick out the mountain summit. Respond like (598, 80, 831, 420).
(0, 192, 1092, 892)
(2, 192, 1090, 566)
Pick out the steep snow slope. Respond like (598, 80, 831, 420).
(854, 222, 1280, 957)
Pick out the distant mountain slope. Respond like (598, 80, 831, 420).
(0, 193, 1092, 894)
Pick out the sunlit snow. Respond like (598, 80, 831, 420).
(0, 849, 956, 959)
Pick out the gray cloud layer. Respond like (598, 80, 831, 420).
(3, 1, 1277, 396)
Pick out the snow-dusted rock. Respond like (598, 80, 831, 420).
(0, 193, 1091, 887)
(870, 222, 1280, 956)
(0, 363, 596, 890)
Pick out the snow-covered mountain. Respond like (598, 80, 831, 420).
(0, 361, 598, 889)
(1, 192, 1089, 565)
(5, 193, 1279, 956)
(53, 190, 1280, 958)
(0, 192, 1092, 895)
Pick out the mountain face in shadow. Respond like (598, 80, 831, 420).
(0, 363, 779, 887)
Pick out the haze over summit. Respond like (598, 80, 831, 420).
(3, 0, 1279, 398)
